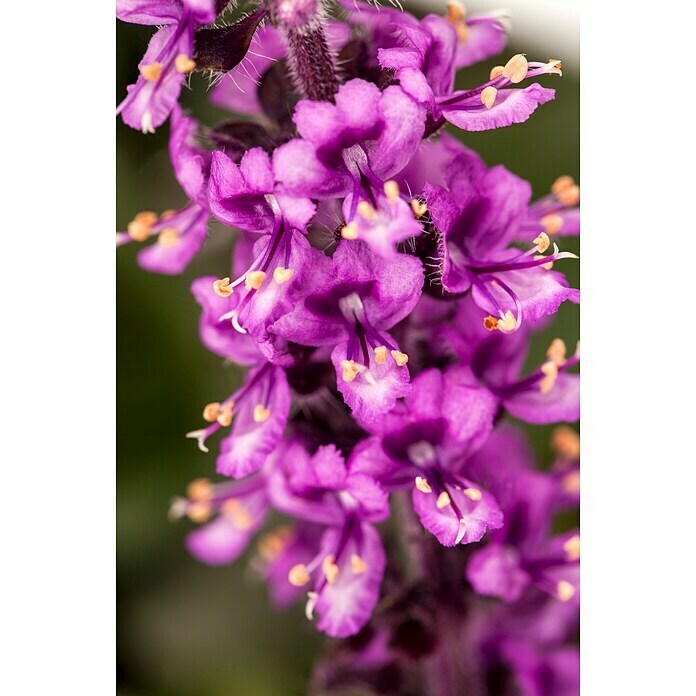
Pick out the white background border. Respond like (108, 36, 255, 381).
(1, 0, 694, 693)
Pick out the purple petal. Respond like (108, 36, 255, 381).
(441, 84, 555, 132)
(273, 139, 353, 199)
(471, 263, 580, 324)
(412, 477, 503, 546)
(216, 366, 290, 478)
(505, 373, 580, 425)
(466, 543, 531, 602)
(186, 488, 267, 565)
(314, 523, 386, 638)
(364, 85, 426, 180)
(169, 105, 210, 204)
(137, 203, 209, 274)
(331, 339, 412, 427)
(454, 16, 507, 68)
(117, 25, 187, 133)
(190, 275, 260, 365)
(116, 0, 183, 25)
(208, 149, 275, 232)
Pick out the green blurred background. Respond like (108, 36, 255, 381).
(117, 6, 578, 694)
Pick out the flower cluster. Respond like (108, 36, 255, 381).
(118, 0, 579, 692)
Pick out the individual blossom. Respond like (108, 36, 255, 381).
(207, 147, 319, 361)
(270, 240, 424, 425)
(350, 366, 503, 547)
(117, 105, 211, 273)
(465, 427, 579, 605)
(169, 472, 269, 565)
(186, 361, 291, 478)
(516, 175, 581, 243)
(424, 146, 579, 330)
(273, 79, 426, 208)
(116, 0, 218, 133)
(439, 296, 580, 424)
(268, 440, 389, 638)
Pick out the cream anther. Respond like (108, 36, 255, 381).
(533, 231, 551, 253)
(481, 86, 497, 109)
(213, 277, 233, 297)
(463, 487, 482, 501)
(273, 266, 293, 284)
(245, 270, 266, 291)
(253, 405, 271, 423)
(374, 346, 387, 365)
(436, 491, 451, 509)
(175, 54, 197, 73)
(391, 350, 409, 366)
(502, 54, 528, 83)
(288, 564, 310, 587)
(140, 62, 163, 81)
(351, 554, 367, 575)
(415, 476, 432, 493)
(383, 180, 400, 203)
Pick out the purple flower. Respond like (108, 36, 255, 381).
(435, 55, 561, 132)
(116, 105, 211, 274)
(169, 473, 268, 565)
(350, 366, 503, 546)
(271, 240, 424, 425)
(268, 440, 388, 637)
(186, 362, 291, 478)
(464, 427, 579, 604)
(438, 296, 580, 424)
(207, 147, 320, 360)
(273, 79, 426, 203)
(424, 147, 579, 330)
(116, 0, 217, 132)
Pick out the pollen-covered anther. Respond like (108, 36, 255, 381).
(127, 211, 157, 242)
(175, 54, 197, 73)
(374, 346, 388, 365)
(217, 403, 234, 427)
(221, 499, 253, 529)
(140, 62, 163, 81)
(322, 554, 340, 584)
(157, 227, 180, 247)
(202, 402, 221, 422)
(273, 266, 293, 284)
(357, 201, 377, 220)
(547, 338, 567, 366)
(383, 180, 400, 204)
(253, 404, 271, 423)
(483, 315, 499, 331)
(481, 86, 498, 109)
(533, 231, 551, 253)
(563, 535, 580, 562)
(540, 361, 559, 394)
(213, 277, 233, 297)
(534, 254, 554, 270)
(351, 553, 368, 575)
(415, 476, 432, 494)
(288, 564, 311, 587)
(463, 487, 482, 501)
(551, 425, 580, 459)
(557, 580, 576, 602)
(436, 491, 451, 509)
(258, 527, 292, 562)
(411, 199, 428, 217)
(552, 175, 575, 194)
(160, 209, 177, 221)
(445, 1, 469, 42)
(341, 359, 364, 382)
(540, 213, 564, 235)
(341, 222, 358, 240)
(391, 350, 409, 367)
(562, 470, 581, 494)
(490, 65, 505, 80)
(244, 270, 266, 291)
(186, 478, 213, 501)
(187, 501, 212, 523)
(557, 184, 580, 207)
(502, 54, 529, 83)
(497, 310, 517, 334)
